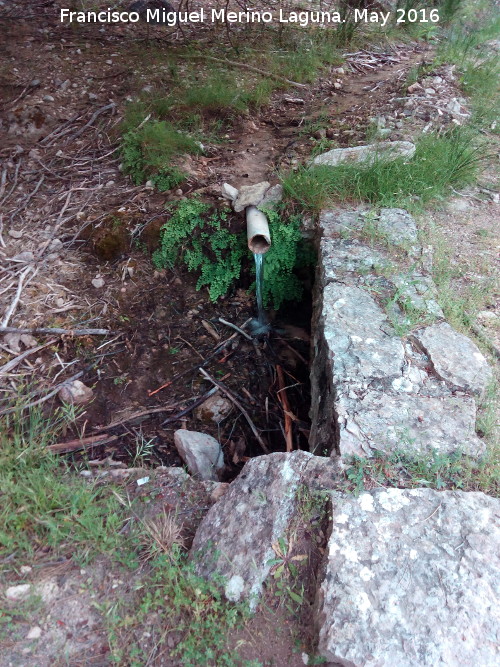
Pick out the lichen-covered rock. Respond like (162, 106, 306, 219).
(190, 451, 342, 609)
(337, 391, 484, 458)
(377, 207, 418, 247)
(310, 207, 490, 461)
(411, 322, 493, 396)
(320, 282, 405, 383)
(319, 207, 418, 249)
(174, 430, 224, 481)
(316, 488, 500, 667)
(312, 141, 415, 167)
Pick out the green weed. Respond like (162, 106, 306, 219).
(0, 405, 130, 564)
(121, 120, 200, 187)
(345, 447, 499, 497)
(283, 129, 486, 213)
(102, 550, 252, 667)
(258, 209, 314, 310)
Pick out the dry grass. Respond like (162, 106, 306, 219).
(140, 509, 186, 561)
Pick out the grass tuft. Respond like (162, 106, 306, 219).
(0, 405, 130, 564)
(345, 447, 499, 497)
(283, 129, 486, 212)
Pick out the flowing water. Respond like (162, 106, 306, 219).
(254, 252, 264, 323)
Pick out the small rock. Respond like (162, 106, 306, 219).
(407, 82, 423, 93)
(175, 188, 183, 196)
(20, 334, 37, 348)
(20, 566, 32, 575)
(88, 92, 98, 101)
(42, 95, 55, 102)
(210, 482, 230, 503)
(174, 429, 224, 481)
(194, 393, 232, 424)
(59, 79, 70, 91)
(221, 182, 239, 201)
(233, 181, 271, 212)
(91, 277, 104, 288)
(6, 583, 31, 601)
(333, 81, 342, 89)
(424, 87, 436, 95)
(30, 79, 40, 87)
(260, 183, 283, 208)
(145, 180, 154, 189)
(447, 98, 463, 115)
(13, 251, 34, 263)
(26, 627, 42, 640)
(58, 380, 94, 406)
(8, 229, 23, 239)
(312, 141, 416, 168)
(47, 238, 63, 252)
(313, 129, 327, 140)
(477, 310, 497, 321)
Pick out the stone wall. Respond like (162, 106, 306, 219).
(310, 207, 492, 459)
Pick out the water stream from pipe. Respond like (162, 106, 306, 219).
(254, 252, 265, 324)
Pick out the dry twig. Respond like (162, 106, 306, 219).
(199, 368, 269, 454)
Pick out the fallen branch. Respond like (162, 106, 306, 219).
(93, 400, 190, 432)
(48, 434, 118, 454)
(177, 54, 307, 89)
(0, 338, 57, 374)
(218, 318, 253, 341)
(0, 326, 114, 336)
(69, 103, 116, 141)
(276, 365, 293, 453)
(1, 266, 34, 328)
(161, 385, 222, 425)
(199, 368, 269, 454)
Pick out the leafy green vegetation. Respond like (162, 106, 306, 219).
(121, 120, 200, 187)
(152, 200, 313, 308)
(283, 128, 486, 212)
(102, 550, 254, 667)
(260, 209, 313, 309)
(152, 199, 245, 302)
(0, 405, 130, 563)
(345, 447, 500, 497)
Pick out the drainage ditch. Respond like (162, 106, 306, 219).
(70, 231, 317, 480)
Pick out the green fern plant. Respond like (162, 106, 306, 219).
(153, 200, 245, 302)
(152, 200, 313, 306)
(259, 209, 313, 310)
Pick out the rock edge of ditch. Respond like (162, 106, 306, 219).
(309, 207, 491, 460)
